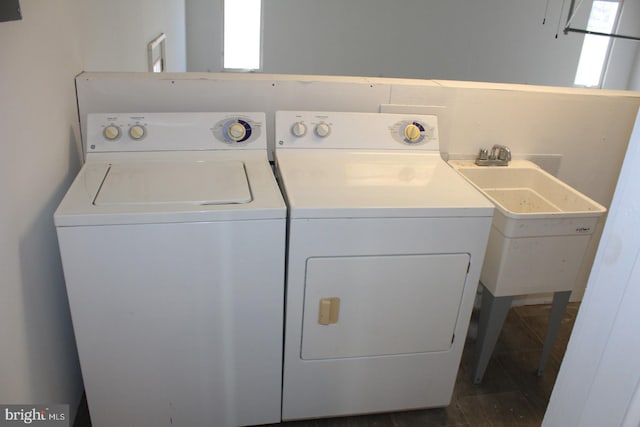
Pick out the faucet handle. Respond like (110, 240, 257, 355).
(499, 147, 511, 162)
(491, 144, 511, 163)
(477, 148, 489, 160)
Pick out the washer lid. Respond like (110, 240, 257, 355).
(94, 160, 252, 206)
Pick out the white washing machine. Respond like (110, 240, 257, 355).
(55, 113, 285, 427)
(275, 111, 494, 420)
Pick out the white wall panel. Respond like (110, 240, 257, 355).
(75, 72, 640, 302)
(544, 107, 640, 427)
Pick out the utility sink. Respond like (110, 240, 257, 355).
(449, 160, 606, 297)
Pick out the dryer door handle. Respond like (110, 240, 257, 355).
(318, 298, 340, 325)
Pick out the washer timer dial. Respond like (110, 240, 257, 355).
(227, 122, 247, 141)
(213, 117, 258, 144)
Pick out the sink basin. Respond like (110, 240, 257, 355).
(449, 160, 606, 297)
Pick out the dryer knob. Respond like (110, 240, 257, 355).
(291, 122, 307, 137)
(103, 125, 120, 141)
(129, 125, 146, 140)
(315, 122, 331, 138)
(403, 124, 422, 142)
(228, 122, 248, 142)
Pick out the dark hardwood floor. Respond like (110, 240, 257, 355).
(73, 303, 578, 427)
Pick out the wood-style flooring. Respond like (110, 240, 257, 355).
(73, 303, 579, 427)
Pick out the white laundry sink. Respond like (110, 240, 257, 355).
(449, 160, 606, 297)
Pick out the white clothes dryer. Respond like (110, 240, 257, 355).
(275, 111, 494, 420)
(55, 113, 285, 427)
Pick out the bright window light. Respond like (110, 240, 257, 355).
(574, 1, 620, 87)
(223, 0, 262, 70)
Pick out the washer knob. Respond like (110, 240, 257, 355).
(315, 122, 331, 138)
(403, 124, 422, 142)
(228, 122, 248, 142)
(291, 122, 307, 137)
(103, 125, 120, 140)
(129, 124, 146, 140)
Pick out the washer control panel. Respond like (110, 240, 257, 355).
(86, 112, 265, 153)
(276, 111, 439, 151)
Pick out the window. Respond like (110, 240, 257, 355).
(574, 0, 621, 87)
(223, 0, 262, 70)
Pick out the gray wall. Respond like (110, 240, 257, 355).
(603, 0, 640, 90)
(262, 0, 585, 86)
(185, 0, 640, 89)
(186, 0, 640, 89)
(81, 0, 186, 72)
(186, 0, 222, 72)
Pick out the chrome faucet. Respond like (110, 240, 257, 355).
(475, 144, 511, 166)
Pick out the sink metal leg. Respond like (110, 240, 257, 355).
(472, 287, 513, 384)
(536, 290, 572, 376)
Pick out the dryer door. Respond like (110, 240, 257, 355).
(301, 253, 470, 360)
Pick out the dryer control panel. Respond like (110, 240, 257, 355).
(86, 112, 266, 153)
(276, 111, 439, 151)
